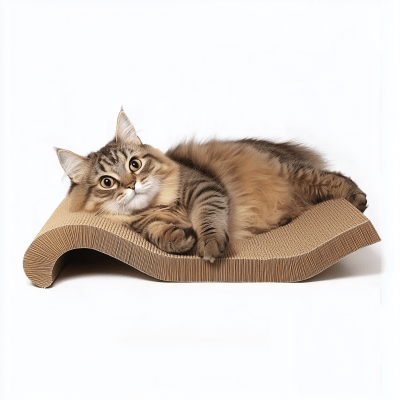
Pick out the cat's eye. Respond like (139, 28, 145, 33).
(100, 176, 116, 189)
(129, 157, 142, 172)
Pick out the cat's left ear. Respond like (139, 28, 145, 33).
(115, 108, 142, 146)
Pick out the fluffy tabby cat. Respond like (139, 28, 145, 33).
(56, 109, 367, 262)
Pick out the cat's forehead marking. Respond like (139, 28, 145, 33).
(97, 156, 126, 177)
(96, 147, 143, 177)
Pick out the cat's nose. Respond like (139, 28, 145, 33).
(126, 182, 135, 190)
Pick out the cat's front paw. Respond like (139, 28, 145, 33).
(197, 232, 229, 263)
(169, 226, 196, 254)
(154, 225, 196, 254)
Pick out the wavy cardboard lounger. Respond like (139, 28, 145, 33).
(23, 197, 380, 288)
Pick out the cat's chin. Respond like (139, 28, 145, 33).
(123, 179, 160, 214)
(121, 192, 153, 214)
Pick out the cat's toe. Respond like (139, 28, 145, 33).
(174, 232, 196, 253)
(197, 232, 229, 262)
(166, 226, 196, 253)
(203, 255, 215, 263)
(201, 240, 223, 262)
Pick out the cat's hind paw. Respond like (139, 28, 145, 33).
(350, 192, 368, 213)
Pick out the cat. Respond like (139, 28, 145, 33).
(56, 109, 367, 262)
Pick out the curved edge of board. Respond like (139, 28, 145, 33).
(23, 198, 380, 288)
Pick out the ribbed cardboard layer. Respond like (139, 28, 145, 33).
(23, 198, 380, 287)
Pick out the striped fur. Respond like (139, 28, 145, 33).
(56, 110, 367, 262)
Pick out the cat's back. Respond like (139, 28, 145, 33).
(166, 138, 290, 199)
(166, 139, 270, 181)
(166, 138, 324, 177)
(235, 138, 325, 169)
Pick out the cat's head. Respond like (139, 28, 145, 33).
(56, 109, 179, 215)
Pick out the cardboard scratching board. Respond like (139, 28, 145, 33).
(23, 197, 380, 287)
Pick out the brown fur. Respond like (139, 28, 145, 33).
(56, 110, 367, 262)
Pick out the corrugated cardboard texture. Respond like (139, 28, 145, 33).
(23, 198, 380, 287)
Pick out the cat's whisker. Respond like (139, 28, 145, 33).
(96, 201, 119, 218)
(94, 203, 106, 216)
(109, 201, 123, 217)
(94, 207, 107, 217)
(95, 204, 111, 217)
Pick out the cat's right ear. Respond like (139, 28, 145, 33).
(55, 148, 88, 183)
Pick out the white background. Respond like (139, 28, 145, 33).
(0, 1, 398, 399)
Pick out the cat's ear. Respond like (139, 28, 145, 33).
(115, 108, 142, 146)
(56, 148, 88, 183)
